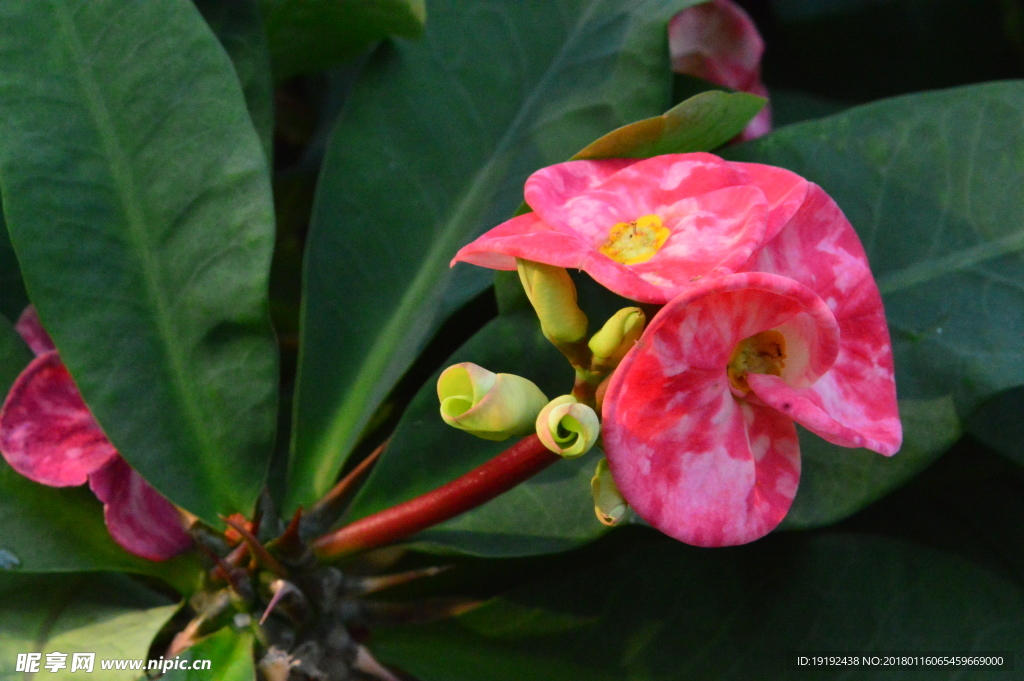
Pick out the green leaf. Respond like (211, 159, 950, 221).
(572, 90, 765, 160)
(968, 387, 1024, 467)
(372, 533, 1024, 679)
(0, 313, 31, 401)
(345, 311, 604, 557)
(724, 81, 1024, 526)
(195, 0, 275, 161)
(260, 0, 427, 81)
(0, 0, 279, 525)
(0, 458, 203, 594)
(0, 572, 176, 680)
(162, 626, 255, 681)
(289, 0, 699, 511)
(0, 206, 28, 322)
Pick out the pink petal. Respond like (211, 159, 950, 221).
(669, 0, 772, 139)
(522, 158, 639, 221)
(602, 272, 838, 546)
(729, 160, 809, 241)
(0, 351, 117, 486)
(451, 212, 591, 271)
(15, 306, 55, 356)
(744, 184, 902, 454)
(89, 456, 192, 561)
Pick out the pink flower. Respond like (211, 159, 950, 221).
(669, 0, 772, 140)
(601, 185, 901, 546)
(452, 153, 808, 303)
(0, 307, 192, 561)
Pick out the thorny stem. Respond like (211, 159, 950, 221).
(313, 435, 558, 559)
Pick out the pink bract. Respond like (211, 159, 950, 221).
(452, 153, 808, 304)
(669, 0, 772, 140)
(0, 307, 191, 560)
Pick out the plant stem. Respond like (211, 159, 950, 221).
(313, 435, 558, 559)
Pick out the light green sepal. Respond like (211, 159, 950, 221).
(536, 395, 600, 458)
(438, 363, 548, 441)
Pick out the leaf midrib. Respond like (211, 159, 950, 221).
(53, 3, 225, 497)
(292, 0, 621, 500)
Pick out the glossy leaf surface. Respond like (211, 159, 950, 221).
(289, 0, 697, 510)
(163, 626, 256, 681)
(0, 0, 279, 524)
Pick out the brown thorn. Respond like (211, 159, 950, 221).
(306, 439, 389, 525)
(348, 565, 452, 596)
(359, 598, 482, 627)
(353, 646, 402, 681)
(267, 507, 304, 558)
(259, 580, 297, 625)
(197, 543, 249, 595)
(221, 515, 288, 578)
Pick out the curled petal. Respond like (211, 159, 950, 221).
(89, 456, 192, 561)
(602, 273, 839, 546)
(438, 363, 548, 441)
(15, 306, 56, 356)
(745, 184, 901, 454)
(451, 212, 591, 271)
(0, 352, 117, 486)
(536, 395, 600, 458)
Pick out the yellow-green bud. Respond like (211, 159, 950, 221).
(535, 395, 600, 458)
(589, 307, 645, 369)
(516, 259, 589, 344)
(591, 458, 627, 526)
(438, 363, 548, 441)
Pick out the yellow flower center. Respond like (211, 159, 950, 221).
(598, 215, 669, 265)
(727, 330, 787, 393)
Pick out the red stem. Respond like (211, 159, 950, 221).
(313, 435, 558, 559)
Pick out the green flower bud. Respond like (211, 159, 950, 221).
(589, 307, 645, 369)
(438, 363, 548, 441)
(516, 259, 589, 345)
(591, 458, 627, 526)
(536, 395, 600, 458)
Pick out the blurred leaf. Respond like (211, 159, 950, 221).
(346, 311, 603, 557)
(0, 0, 279, 525)
(162, 626, 255, 681)
(573, 90, 765, 159)
(288, 0, 698, 510)
(0, 572, 176, 680)
(725, 81, 1024, 527)
(968, 386, 1024, 467)
(0, 207, 27, 322)
(0, 313, 30, 400)
(260, 0, 426, 81)
(373, 533, 1024, 679)
(0, 458, 202, 594)
(195, 0, 275, 161)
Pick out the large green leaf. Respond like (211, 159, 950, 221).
(289, 0, 699, 511)
(195, 0, 275, 161)
(968, 386, 1024, 467)
(0, 0, 279, 524)
(260, 0, 427, 81)
(0, 572, 176, 681)
(162, 626, 255, 681)
(0, 313, 30, 401)
(0, 207, 28, 322)
(0, 457, 202, 594)
(724, 81, 1024, 527)
(373, 533, 1024, 680)
(345, 311, 603, 557)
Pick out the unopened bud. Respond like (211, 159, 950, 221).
(589, 307, 645, 369)
(438, 363, 548, 441)
(536, 395, 600, 458)
(591, 458, 627, 526)
(516, 259, 589, 344)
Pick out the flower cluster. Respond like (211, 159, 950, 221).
(0, 307, 191, 560)
(450, 153, 901, 546)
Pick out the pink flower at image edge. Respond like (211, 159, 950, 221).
(0, 307, 192, 561)
(669, 0, 772, 140)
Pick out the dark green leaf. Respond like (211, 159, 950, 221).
(195, 0, 275, 161)
(289, 0, 698, 511)
(725, 81, 1024, 527)
(162, 626, 255, 681)
(260, 0, 426, 81)
(573, 90, 765, 160)
(0, 313, 31, 400)
(0, 205, 28, 322)
(968, 386, 1024, 467)
(0, 457, 203, 594)
(373, 533, 1024, 679)
(345, 311, 603, 557)
(0, 0, 279, 524)
(0, 572, 176, 680)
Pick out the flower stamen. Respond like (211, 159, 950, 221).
(598, 214, 669, 265)
(727, 329, 786, 393)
